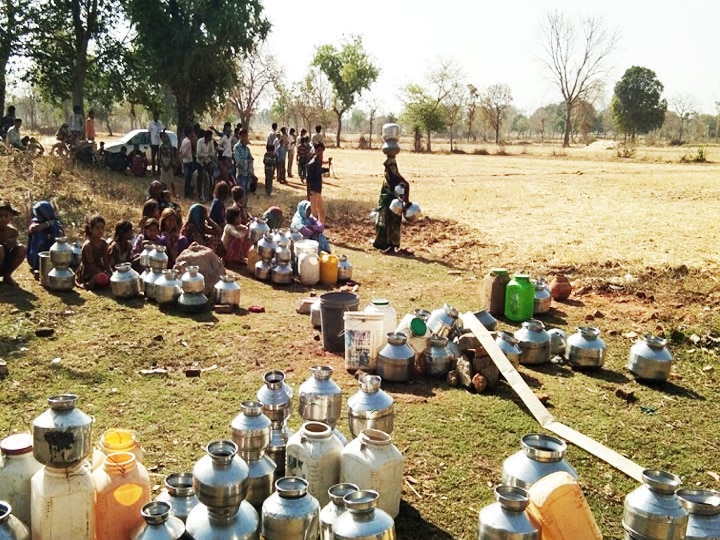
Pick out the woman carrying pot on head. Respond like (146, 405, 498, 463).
(291, 200, 330, 253)
(373, 157, 410, 254)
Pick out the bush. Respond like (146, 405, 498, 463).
(680, 147, 708, 163)
(473, 147, 489, 155)
(616, 143, 636, 158)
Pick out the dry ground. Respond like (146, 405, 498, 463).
(1, 140, 720, 539)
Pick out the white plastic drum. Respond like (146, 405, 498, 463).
(343, 312, 384, 372)
(294, 239, 319, 258)
(299, 253, 320, 286)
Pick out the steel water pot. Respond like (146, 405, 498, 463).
(501, 433, 578, 489)
(333, 490, 396, 540)
(185, 499, 259, 540)
(677, 489, 720, 540)
(213, 274, 241, 306)
(249, 217, 270, 244)
(0, 501, 30, 540)
(347, 375, 394, 437)
(180, 265, 205, 294)
(261, 477, 320, 540)
(110, 262, 140, 298)
(478, 485, 539, 540)
(32, 394, 93, 467)
(244, 453, 276, 511)
(155, 472, 199, 523)
(377, 332, 416, 383)
(298, 366, 342, 429)
(566, 326, 606, 368)
(514, 319, 551, 365)
(148, 245, 169, 272)
(257, 232, 277, 260)
(426, 303, 461, 338)
(231, 401, 272, 457)
(177, 291, 207, 313)
(143, 269, 163, 300)
(267, 422, 293, 478)
(46, 266, 75, 291)
(255, 259, 272, 281)
(271, 262, 294, 285)
(337, 255, 353, 281)
(403, 202, 422, 223)
(49, 236, 74, 267)
(257, 370, 294, 424)
(496, 331, 522, 368)
(417, 336, 455, 378)
(622, 469, 688, 540)
(547, 328, 567, 357)
(131, 501, 185, 540)
(319, 483, 359, 540)
(533, 279, 552, 314)
(192, 440, 249, 511)
(154, 269, 182, 305)
(138, 243, 155, 271)
(628, 335, 674, 381)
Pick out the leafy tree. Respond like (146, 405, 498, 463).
(312, 35, 379, 147)
(610, 66, 667, 140)
(480, 83, 513, 144)
(465, 84, 480, 142)
(400, 84, 446, 152)
(126, 0, 270, 130)
(0, 0, 34, 113)
(27, 0, 124, 108)
(511, 113, 530, 139)
(228, 44, 282, 129)
(539, 11, 618, 147)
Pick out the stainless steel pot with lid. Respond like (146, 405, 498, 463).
(501, 433, 578, 489)
(32, 393, 93, 467)
(622, 469, 688, 540)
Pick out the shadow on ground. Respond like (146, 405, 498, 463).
(395, 500, 455, 540)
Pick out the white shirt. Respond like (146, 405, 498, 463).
(148, 120, 164, 146)
(288, 133, 296, 151)
(179, 136, 193, 164)
(196, 138, 215, 164)
(219, 134, 233, 158)
(267, 130, 277, 149)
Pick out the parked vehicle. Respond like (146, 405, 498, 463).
(104, 129, 178, 155)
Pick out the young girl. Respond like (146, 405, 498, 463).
(230, 186, 251, 224)
(131, 218, 164, 272)
(209, 181, 230, 227)
(139, 199, 161, 229)
(221, 207, 250, 270)
(178, 204, 223, 254)
(27, 200, 65, 274)
(107, 220, 133, 269)
(291, 200, 330, 253)
(263, 143, 277, 196)
(159, 208, 181, 266)
(75, 215, 112, 290)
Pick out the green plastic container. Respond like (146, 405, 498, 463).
(504, 274, 535, 322)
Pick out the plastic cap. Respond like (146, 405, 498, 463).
(409, 317, 427, 336)
(372, 298, 390, 306)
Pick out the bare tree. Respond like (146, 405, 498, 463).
(229, 45, 282, 129)
(480, 84, 513, 144)
(668, 93, 697, 144)
(539, 11, 618, 147)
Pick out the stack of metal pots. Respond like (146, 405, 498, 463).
(185, 440, 258, 540)
(110, 262, 141, 298)
(298, 366, 346, 445)
(347, 375, 394, 437)
(143, 245, 169, 300)
(256, 371, 294, 477)
(501, 433, 578, 489)
(230, 401, 277, 511)
(261, 477, 320, 540)
(178, 266, 207, 313)
(46, 237, 76, 291)
(271, 233, 293, 285)
(255, 232, 276, 282)
(214, 274, 241, 308)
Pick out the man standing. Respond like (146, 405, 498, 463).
(148, 112, 164, 175)
(287, 128, 296, 178)
(266, 122, 278, 149)
(85, 110, 96, 142)
(196, 130, 215, 201)
(179, 127, 194, 198)
(311, 124, 323, 147)
(233, 128, 257, 207)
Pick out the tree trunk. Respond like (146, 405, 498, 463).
(368, 110, 375, 150)
(449, 126, 454, 152)
(563, 101, 572, 147)
(0, 54, 7, 117)
(105, 117, 113, 136)
(174, 87, 193, 133)
(334, 108, 342, 148)
(426, 129, 432, 153)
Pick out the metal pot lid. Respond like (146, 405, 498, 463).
(164, 472, 195, 497)
(677, 489, 720, 516)
(343, 490, 379, 513)
(276, 476, 309, 498)
(521, 433, 566, 462)
(328, 483, 359, 505)
(642, 469, 682, 494)
(495, 485, 530, 512)
(141, 501, 172, 524)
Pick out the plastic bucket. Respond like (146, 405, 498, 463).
(320, 292, 360, 352)
(343, 312, 384, 372)
(39, 251, 53, 287)
(294, 239, 319, 258)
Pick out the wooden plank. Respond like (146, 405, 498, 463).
(460, 312, 645, 482)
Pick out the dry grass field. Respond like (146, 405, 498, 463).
(1, 139, 719, 539)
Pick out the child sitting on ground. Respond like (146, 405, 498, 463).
(0, 200, 26, 286)
(27, 200, 64, 276)
(221, 207, 249, 270)
(131, 218, 164, 272)
(107, 220, 134, 269)
(159, 208, 181, 267)
(75, 215, 112, 290)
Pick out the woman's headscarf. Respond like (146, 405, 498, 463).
(180, 204, 206, 236)
(27, 201, 65, 271)
(290, 200, 312, 230)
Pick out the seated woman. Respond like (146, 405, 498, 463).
(107, 220, 133, 269)
(75, 215, 112, 290)
(221, 207, 249, 270)
(178, 204, 223, 254)
(27, 201, 65, 275)
(139, 198, 161, 229)
(290, 200, 330, 253)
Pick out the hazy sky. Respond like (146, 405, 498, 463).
(261, 0, 719, 116)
